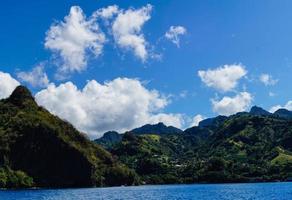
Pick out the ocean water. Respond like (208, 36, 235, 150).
(1, 182, 292, 200)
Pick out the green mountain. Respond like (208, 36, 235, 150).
(0, 86, 138, 188)
(274, 109, 292, 119)
(2, 86, 292, 188)
(94, 131, 122, 149)
(99, 109, 292, 184)
(95, 122, 183, 149)
(249, 106, 272, 116)
(130, 122, 183, 135)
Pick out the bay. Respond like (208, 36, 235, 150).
(1, 182, 292, 200)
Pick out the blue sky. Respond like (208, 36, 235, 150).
(0, 0, 292, 137)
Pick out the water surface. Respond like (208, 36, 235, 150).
(1, 182, 292, 200)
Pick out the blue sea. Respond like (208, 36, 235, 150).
(1, 182, 292, 200)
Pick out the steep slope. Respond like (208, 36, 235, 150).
(0, 86, 138, 188)
(111, 133, 189, 184)
(94, 131, 123, 149)
(198, 115, 228, 128)
(249, 106, 272, 116)
(196, 114, 292, 182)
(109, 112, 292, 184)
(274, 109, 292, 119)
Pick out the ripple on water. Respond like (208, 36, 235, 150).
(1, 182, 292, 200)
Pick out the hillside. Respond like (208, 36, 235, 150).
(95, 122, 183, 149)
(2, 86, 292, 188)
(0, 86, 138, 188)
(98, 108, 292, 184)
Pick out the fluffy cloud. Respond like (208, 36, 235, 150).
(190, 114, 205, 127)
(35, 78, 183, 138)
(0, 71, 20, 99)
(259, 74, 278, 86)
(93, 5, 119, 19)
(148, 113, 184, 128)
(269, 101, 292, 113)
(165, 26, 187, 47)
(45, 6, 106, 74)
(17, 65, 49, 88)
(212, 92, 252, 116)
(198, 64, 247, 92)
(112, 4, 152, 61)
(45, 4, 154, 75)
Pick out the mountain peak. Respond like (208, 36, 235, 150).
(8, 85, 37, 107)
(249, 106, 271, 116)
(130, 122, 183, 135)
(102, 131, 121, 140)
(198, 115, 228, 128)
(274, 108, 292, 119)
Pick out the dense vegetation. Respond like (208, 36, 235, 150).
(0, 86, 138, 188)
(1, 86, 292, 188)
(97, 107, 292, 184)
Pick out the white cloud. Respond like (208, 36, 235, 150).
(112, 4, 152, 61)
(149, 113, 184, 128)
(0, 71, 20, 99)
(35, 78, 183, 138)
(259, 73, 278, 86)
(17, 65, 49, 88)
(198, 64, 247, 92)
(212, 92, 252, 116)
(45, 6, 106, 74)
(93, 5, 119, 19)
(165, 26, 187, 47)
(191, 114, 205, 127)
(269, 101, 292, 113)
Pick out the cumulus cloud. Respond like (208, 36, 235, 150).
(198, 64, 247, 92)
(45, 6, 106, 74)
(0, 71, 20, 99)
(149, 113, 184, 128)
(17, 65, 49, 88)
(93, 5, 119, 19)
(190, 114, 205, 127)
(259, 73, 278, 86)
(212, 92, 252, 116)
(269, 101, 292, 113)
(165, 26, 187, 47)
(35, 78, 183, 138)
(112, 4, 152, 61)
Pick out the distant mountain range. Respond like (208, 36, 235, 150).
(1, 86, 292, 188)
(96, 105, 292, 147)
(96, 105, 292, 184)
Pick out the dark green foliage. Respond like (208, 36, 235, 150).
(104, 165, 140, 186)
(0, 167, 34, 188)
(197, 115, 228, 128)
(249, 106, 272, 116)
(106, 112, 292, 184)
(274, 109, 292, 119)
(94, 131, 122, 149)
(0, 86, 138, 188)
(2, 86, 292, 187)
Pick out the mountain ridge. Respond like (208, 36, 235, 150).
(96, 105, 292, 184)
(0, 86, 138, 188)
(2, 87, 292, 187)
